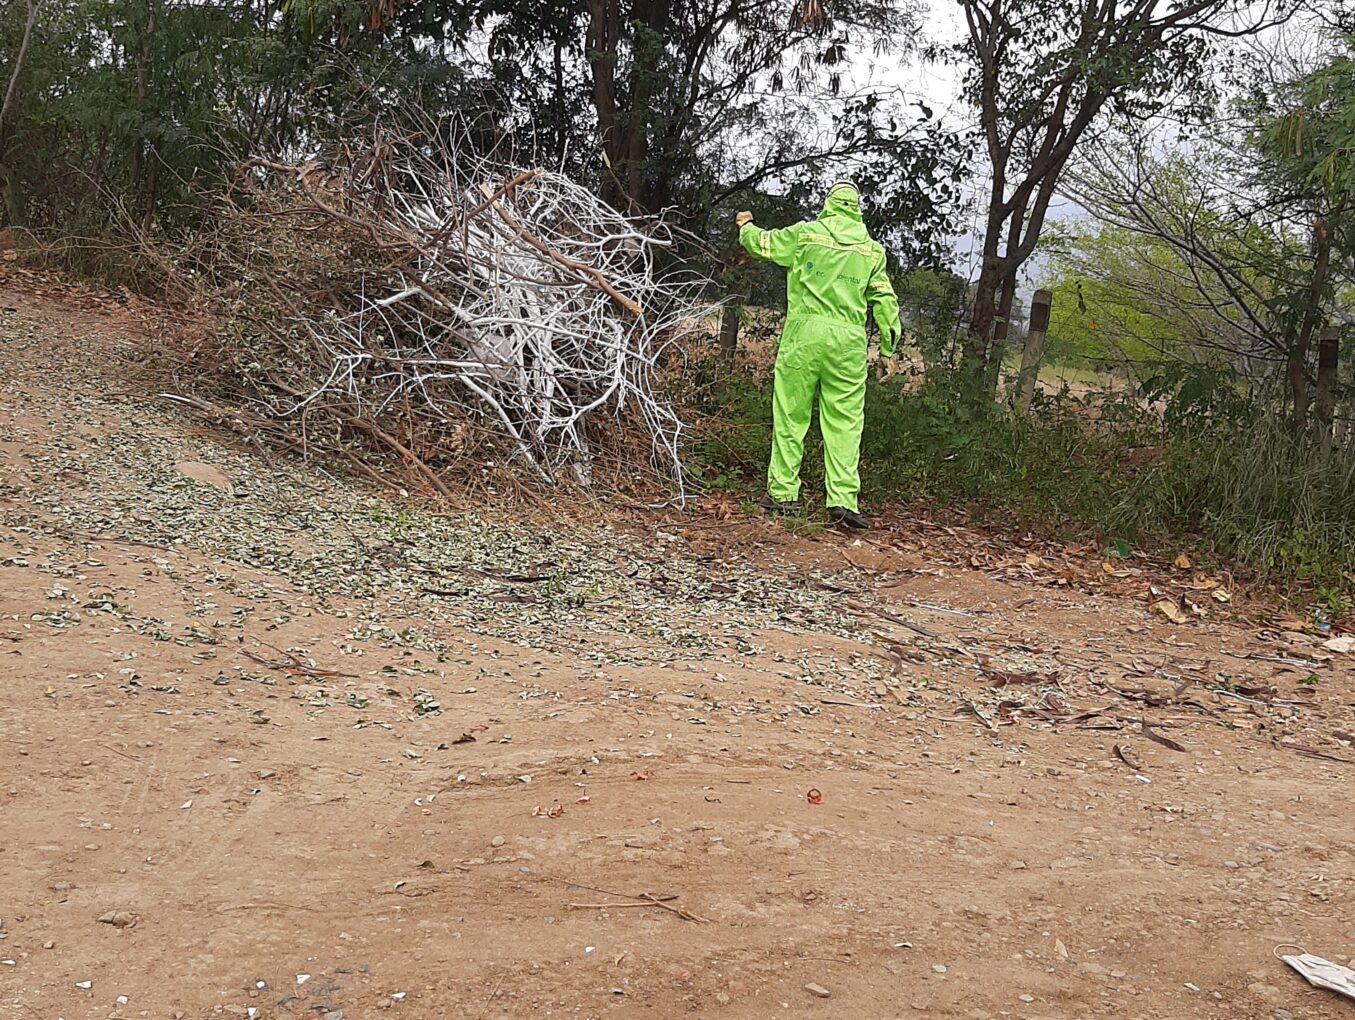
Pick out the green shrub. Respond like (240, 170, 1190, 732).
(688, 358, 1355, 591)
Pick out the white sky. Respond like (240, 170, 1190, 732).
(843, 3, 1073, 285)
(849, 1, 1319, 285)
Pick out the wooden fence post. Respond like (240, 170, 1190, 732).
(1016, 289, 1052, 414)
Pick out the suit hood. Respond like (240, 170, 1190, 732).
(817, 183, 870, 244)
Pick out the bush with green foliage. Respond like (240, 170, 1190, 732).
(688, 357, 1355, 589)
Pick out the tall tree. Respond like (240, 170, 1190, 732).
(1060, 25, 1355, 430)
(1252, 30, 1355, 433)
(467, 0, 964, 258)
(934, 0, 1294, 405)
(0, 0, 38, 225)
(0, 0, 475, 236)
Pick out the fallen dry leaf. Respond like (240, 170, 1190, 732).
(1150, 599, 1188, 625)
(1113, 743, 1142, 770)
(1141, 722, 1188, 753)
(983, 668, 1061, 687)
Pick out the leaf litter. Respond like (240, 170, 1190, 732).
(3, 287, 1353, 1018)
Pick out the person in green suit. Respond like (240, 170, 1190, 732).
(737, 180, 901, 530)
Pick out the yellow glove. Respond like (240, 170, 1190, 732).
(735, 211, 753, 228)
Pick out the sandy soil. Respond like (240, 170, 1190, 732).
(1, 274, 1353, 1020)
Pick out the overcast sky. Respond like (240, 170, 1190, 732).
(854, 2, 1319, 286)
(865, 4, 1074, 286)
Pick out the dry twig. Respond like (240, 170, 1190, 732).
(165, 123, 713, 498)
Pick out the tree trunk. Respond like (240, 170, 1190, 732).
(142, 157, 159, 232)
(719, 301, 741, 362)
(0, 0, 38, 137)
(621, 0, 665, 209)
(129, 0, 157, 218)
(1315, 324, 1339, 459)
(584, 0, 621, 203)
(1290, 215, 1330, 433)
(963, 181, 1027, 404)
(961, 261, 1000, 399)
(1285, 339, 1309, 431)
(987, 270, 1018, 394)
(963, 259, 1024, 405)
(992, 272, 1017, 348)
(585, 0, 669, 212)
(989, 196, 1025, 347)
(0, 161, 23, 229)
(0, 0, 38, 229)
(552, 40, 567, 160)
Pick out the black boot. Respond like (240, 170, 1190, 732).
(828, 505, 869, 531)
(758, 492, 800, 515)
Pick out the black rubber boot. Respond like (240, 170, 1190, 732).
(828, 505, 869, 531)
(758, 492, 800, 515)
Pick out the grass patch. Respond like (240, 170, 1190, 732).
(688, 360, 1355, 593)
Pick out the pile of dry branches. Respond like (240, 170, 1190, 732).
(166, 127, 712, 499)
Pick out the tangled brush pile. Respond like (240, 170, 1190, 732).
(168, 128, 713, 499)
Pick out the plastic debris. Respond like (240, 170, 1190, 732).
(1279, 950, 1355, 1002)
(806, 788, 823, 805)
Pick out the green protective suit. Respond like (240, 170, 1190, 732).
(739, 183, 901, 512)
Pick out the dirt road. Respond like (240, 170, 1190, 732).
(2, 277, 1352, 1019)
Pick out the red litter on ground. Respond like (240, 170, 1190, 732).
(806, 788, 822, 805)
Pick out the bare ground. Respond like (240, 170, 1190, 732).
(1, 274, 1353, 1020)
